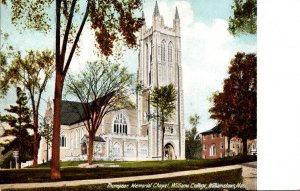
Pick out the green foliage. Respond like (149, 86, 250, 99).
(39, 117, 53, 148)
(0, 87, 34, 165)
(229, 0, 257, 35)
(185, 127, 201, 160)
(65, 59, 135, 164)
(186, 114, 201, 159)
(0, 49, 55, 97)
(3, 0, 144, 56)
(150, 84, 177, 160)
(189, 113, 200, 129)
(150, 84, 177, 121)
(0, 151, 16, 168)
(65, 59, 135, 117)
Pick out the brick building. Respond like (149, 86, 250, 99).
(200, 126, 256, 159)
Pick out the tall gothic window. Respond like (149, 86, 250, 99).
(60, 132, 66, 147)
(113, 142, 121, 156)
(161, 40, 166, 62)
(113, 113, 128, 134)
(75, 129, 79, 148)
(168, 42, 173, 63)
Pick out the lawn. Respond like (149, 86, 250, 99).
(3, 169, 245, 191)
(0, 155, 256, 184)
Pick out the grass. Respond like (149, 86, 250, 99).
(0, 155, 256, 184)
(3, 169, 245, 191)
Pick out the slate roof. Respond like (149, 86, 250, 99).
(61, 101, 88, 126)
(61, 91, 115, 126)
(200, 125, 221, 135)
(94, 136, 106, 142)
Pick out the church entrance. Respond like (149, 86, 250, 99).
(164, 143, 175, 160)
(81, 142, 87, 155)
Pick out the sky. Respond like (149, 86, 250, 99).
(0, 0, 256, 133)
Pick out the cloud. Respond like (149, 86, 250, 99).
(141, 1, 255, 132)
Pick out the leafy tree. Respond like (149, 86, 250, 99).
(0, 50, 55, 167)
(1, 0, 143, 179)
(39, 117, 53, 163)
(209, 52, 256, 156)
(0, 31, 14, 98)
(228, 0, 257, 35)
(0, 87, 34, 168)
(185, 114, 201, 159)
(150, 84, 177, 161)
(65, 60, 135, 165)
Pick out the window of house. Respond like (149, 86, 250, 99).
(220, 143, 224, 149)
(210, 144, 216, 156)
(168, 42, 173, 63)
(203, 144, 206, 150)
(114, 113, 128, 134)
(60, 133, 66, 147)
(220, 153, 223, 158)
(161, 40, 166, 62)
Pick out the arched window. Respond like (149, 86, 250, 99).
(161, 40, 166, 62)
(126, 143, 135, 156)
(70, 131, 73, 148)
(114, 113, 128, 134)
(210, 144, 216, 156)
(141, 144, 147, 156)
(60, 132, 66, 147)
(75, 129, 79, 148)
(95, 144, 101, 154)
(81, 142, 87, 155)
(168, 42, 173, 63)
(113, 142, 121, 157)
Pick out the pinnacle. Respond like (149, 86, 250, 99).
(153, 1, 160, 17)
(175, 7, 179, 20)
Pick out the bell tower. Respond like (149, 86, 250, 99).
(137, 1, 185, 160)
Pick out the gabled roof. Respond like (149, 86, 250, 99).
(61, 91, 115, 126)
(61, 101, 88, 126)
(200, 125, 221, 135)
(94, 136, 106, 142)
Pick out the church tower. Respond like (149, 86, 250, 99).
(137, 1, 185, 160)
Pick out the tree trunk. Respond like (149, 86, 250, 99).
(32, 112, 38, 167)
(242, 137, 247, 156)
(50, 74, 63, 180)
(161, 115, 165, 161)
(50, 0, 62, 180)
(88, 132, 94, 165)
